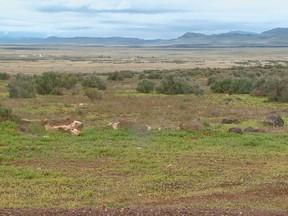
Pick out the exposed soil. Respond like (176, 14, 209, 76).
(1, 208, 287, 216)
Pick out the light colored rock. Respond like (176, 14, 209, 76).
(45, 120, 83, 135)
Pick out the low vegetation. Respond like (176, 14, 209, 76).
(81, 73, 107, 90)
(156, 74, 192, 94)
(7, 73, 36, 98)
(35, 71, 63, 95)
(1, 64, 288, 212)
(107, 71, 124, 81)
(0, 72, 10, 80)
(136, 79, 155, 93)
(84, 88, 103, 101)
(0, 105, 19, 122)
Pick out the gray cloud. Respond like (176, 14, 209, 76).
(1, 0, 288, 39)
(36, 4, 182, 14)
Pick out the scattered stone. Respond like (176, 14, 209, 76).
(109, 120, 152, 131)
(221, 119, 240, 124)
(44, 118, 83, 135)
(177, 122, 203, 131)
(264, 115, 284, 127)
(228, 127, 243, 134)
(19, 125, 29, 133)
(243, 127, 260, 133)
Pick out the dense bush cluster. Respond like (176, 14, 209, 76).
(210, 78, 253, 94)
(107, 72, 124, 81)
(7, 74, 36, 98)
(156, 75, 192, 94)
(0, 72, 10, 80)
(210, 74, 288, 102)
(84, 88, 103, 101)
(35, 71, 63, 95)
(139, 70, 163, 80)
(5, 65, 288, 103)
(81, 73, 107, 90)
(252, 78, 288, 102)
(119, 70, 135, 78)
(136, 79, 155, 93)
(60, 73, 78, 89)
(6, 71, 108, 99)
(0, 105, 19, 122)
(137, 72, 204, 95)
(156, 74, 203, 95)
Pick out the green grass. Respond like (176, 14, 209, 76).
(1, 124, 288, 210)
(1, 67, 288, 211)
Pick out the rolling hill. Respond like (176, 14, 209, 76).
(1, 28, 288, 47)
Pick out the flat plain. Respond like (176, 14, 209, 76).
(0, 45, 288, 215)
(1, 45, 288, 74)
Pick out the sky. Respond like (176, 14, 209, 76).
(0, 0, 287, 39)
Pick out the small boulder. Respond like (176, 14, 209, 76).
(228, 127, 243, 134)
(222, 119, 240, 124)
(109, 120, 152, 131)
(44, 118, 83, 135)
(264, 115, 284, 127)
(243, 127, 260, 133)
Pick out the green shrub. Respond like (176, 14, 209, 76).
(84, 88, 103, 101)
(0, 72, 10, 80)
(207, 76, 217, 86)
(71, 86, 80, 95)
(138, 73, 147, 79)
(191, 83, 204, 95)
(136, 79, 155, 93)
(120, 70, 135, 78)
(50, 87, 63, 95)
(81, 74, 107, 90)
(251, 78, 268, 96)
(0, 105, 19, 122)
(210, 79, 232, 93)
(229, 78, 253, 94)
(265, 79, 288, 102)
(147, 71, 162, 79)
(251, 77, 288, 101)
(60, 73, 78, 89)
(107, 72, 124, 81)
(156, 75, 193, 95)
(35, 71, 63, 95)
(7, 74, 36, 98)
(210, 78, 252, 94)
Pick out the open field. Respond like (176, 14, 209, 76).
(0, 46, 288, 215)
(1, 45, 288, 74)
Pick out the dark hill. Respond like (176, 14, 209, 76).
(1, 28, 288, 47)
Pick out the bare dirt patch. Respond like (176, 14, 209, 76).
(0, 208, 287, 216)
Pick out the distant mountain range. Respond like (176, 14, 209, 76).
(1, 28, 288, 47)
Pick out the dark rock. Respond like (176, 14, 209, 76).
(19, 125, 29, 133)
(222, 119, 240, 124)
(243, 126, 260, 133)
(228, 127, 243, 134)
(264, 115, 284, 127)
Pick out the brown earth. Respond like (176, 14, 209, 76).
(0, 208, 287, 216)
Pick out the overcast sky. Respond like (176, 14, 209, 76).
(0, 0, 287, 39)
